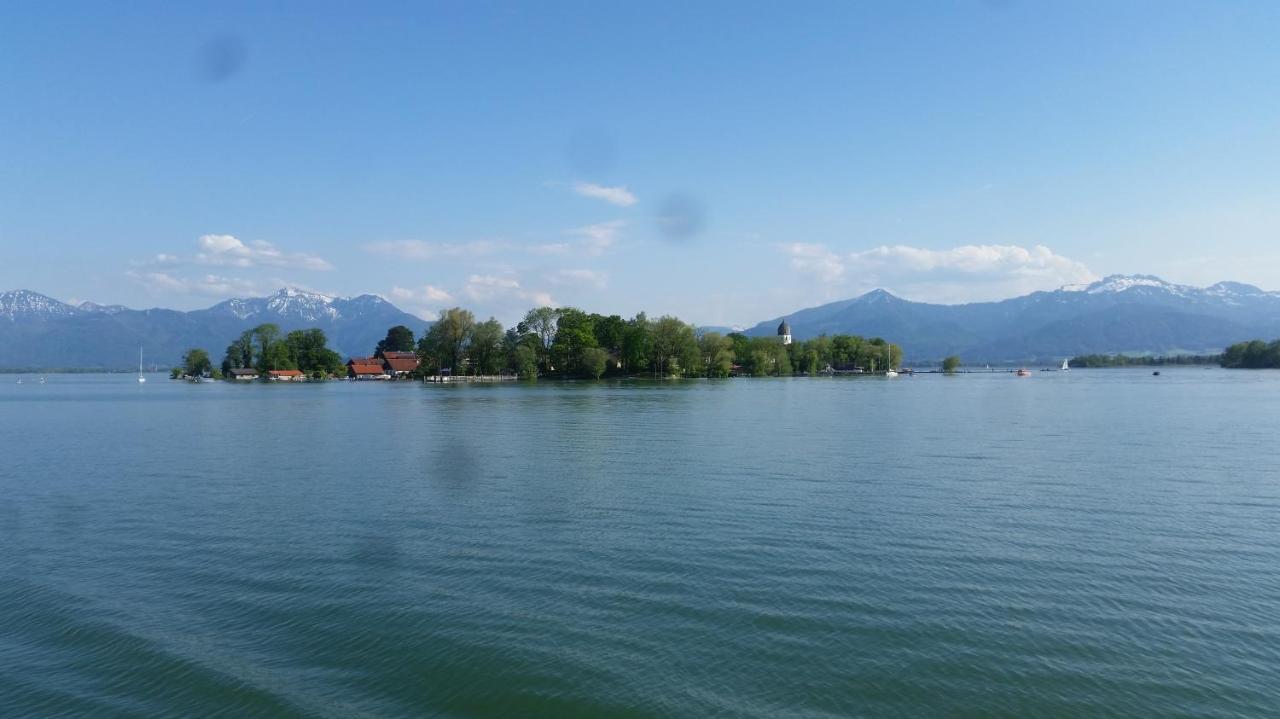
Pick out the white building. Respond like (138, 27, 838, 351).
(778, 320, 792, 346)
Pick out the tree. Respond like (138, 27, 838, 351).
(375, 325, 416, 356)
(621, 312, 651, 375)
(582, 347, 608, 379)
(697, 332, 734, 377)
(251, 324, 292, 372)
(285, 329, 343, 376)
(551, 308, 599, 376)
(469, 318, 505, 375)
(942, 355, 961, 373)
(182, 348, 212, 377)
(222, 330, 255, 374)
(593, 314, 626, 353)
(1221, 339, 1280, 368)
(513, 343, 538, 380)
(650, 316, 697, 376)
(426, 307, 475, 372)
(518, 306, 561, 373)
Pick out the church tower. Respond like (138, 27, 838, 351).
(777, 320, 792, 346)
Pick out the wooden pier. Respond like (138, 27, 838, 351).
(423, 374, 519, 383)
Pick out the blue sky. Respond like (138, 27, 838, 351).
(3, 1, 1279, 326)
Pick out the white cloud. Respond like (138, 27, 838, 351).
(779, 243, 1098, 304)
(387, 285, 454, 320)
(364, 240, 501, 261)
(547, 268, 608, 289)
(465, 274, 554, 308)
(194, 234, 333, 271)
(568, 220, 624, 255)
(528, 242, 572, 255)
(132, 235, 333, 272)
(126, 270, 273, 297)
(390, 284, 452, 302)
(573, 182, 637, 207)
(783, 243, 847, 284)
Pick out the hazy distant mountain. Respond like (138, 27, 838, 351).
(744, 275, 1280, 362)
(0, 288, 426, 369)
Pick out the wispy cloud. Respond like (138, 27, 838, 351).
(388, 285, 454, 320)
(194, 234, 333, 270)
(126, 270, 275, 297)
(528, 242, 573, 255)
(134, 234, 334, 272)
(573, 182, 637, 207)
(364, 240, 501, 261)
(547, 268, 608, 289)
(568, 220, 624, 255)
(779, 243, 1098, 304)
(465, 274, 554, 308)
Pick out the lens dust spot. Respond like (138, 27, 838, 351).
(196, 34, 246, 83)
(653, 193, 707, 241)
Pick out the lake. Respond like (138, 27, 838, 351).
(1, 370, 1278, 717)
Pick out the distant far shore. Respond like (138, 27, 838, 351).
(0, 368, 145, 374)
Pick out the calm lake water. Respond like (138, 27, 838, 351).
(2, 370, 1278, 717)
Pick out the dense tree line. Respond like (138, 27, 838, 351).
(219, 324, 345, 378)
(1070, 353, 1221, 367)
(1220, 339, 1280, 368)
(410, 305, 901, 379)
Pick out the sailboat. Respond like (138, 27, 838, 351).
(1061, 358, 1070, 372)
(138, 347, 147, 384)
(884, 345, 898, 378)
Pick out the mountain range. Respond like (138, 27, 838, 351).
(0, 288, 424, 369)
(3, 274, 1280, 369)
(744, 275, 1280, 362)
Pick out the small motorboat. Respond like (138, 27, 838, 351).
(1016, 368, 1032, 377)
(1152, 371, 1160, 376)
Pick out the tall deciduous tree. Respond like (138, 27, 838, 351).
(286, 328, 344, 376)
(469, 318, 505, 375)
(551, 308, 599, 376)
(426, 307, 475, 373)
(700, 332, 735, 377)
(582, 347, 608, 379)
(650, 316, 697, 377)
(183, 348, 212, 377)
(621, 312, 651, 375)
(252, 324, 293, 372)
(222, 330, 255, 374)
(518, 306, 562, 373)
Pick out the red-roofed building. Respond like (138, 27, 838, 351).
(347, 358, 389, 380)
(267, 369, 305, 381)
(383, 355, 420, 377)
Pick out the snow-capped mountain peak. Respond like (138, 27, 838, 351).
(205, 288, 396, 322)
(263, 287, 338, 321)
(79, 301, 130, 314)
(1081, 274, 1189, 295)
(0, 290, 81, 321)
(1059, 274, 1279, 301)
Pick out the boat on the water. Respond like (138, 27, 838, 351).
(1016, 368, 1032, 377)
